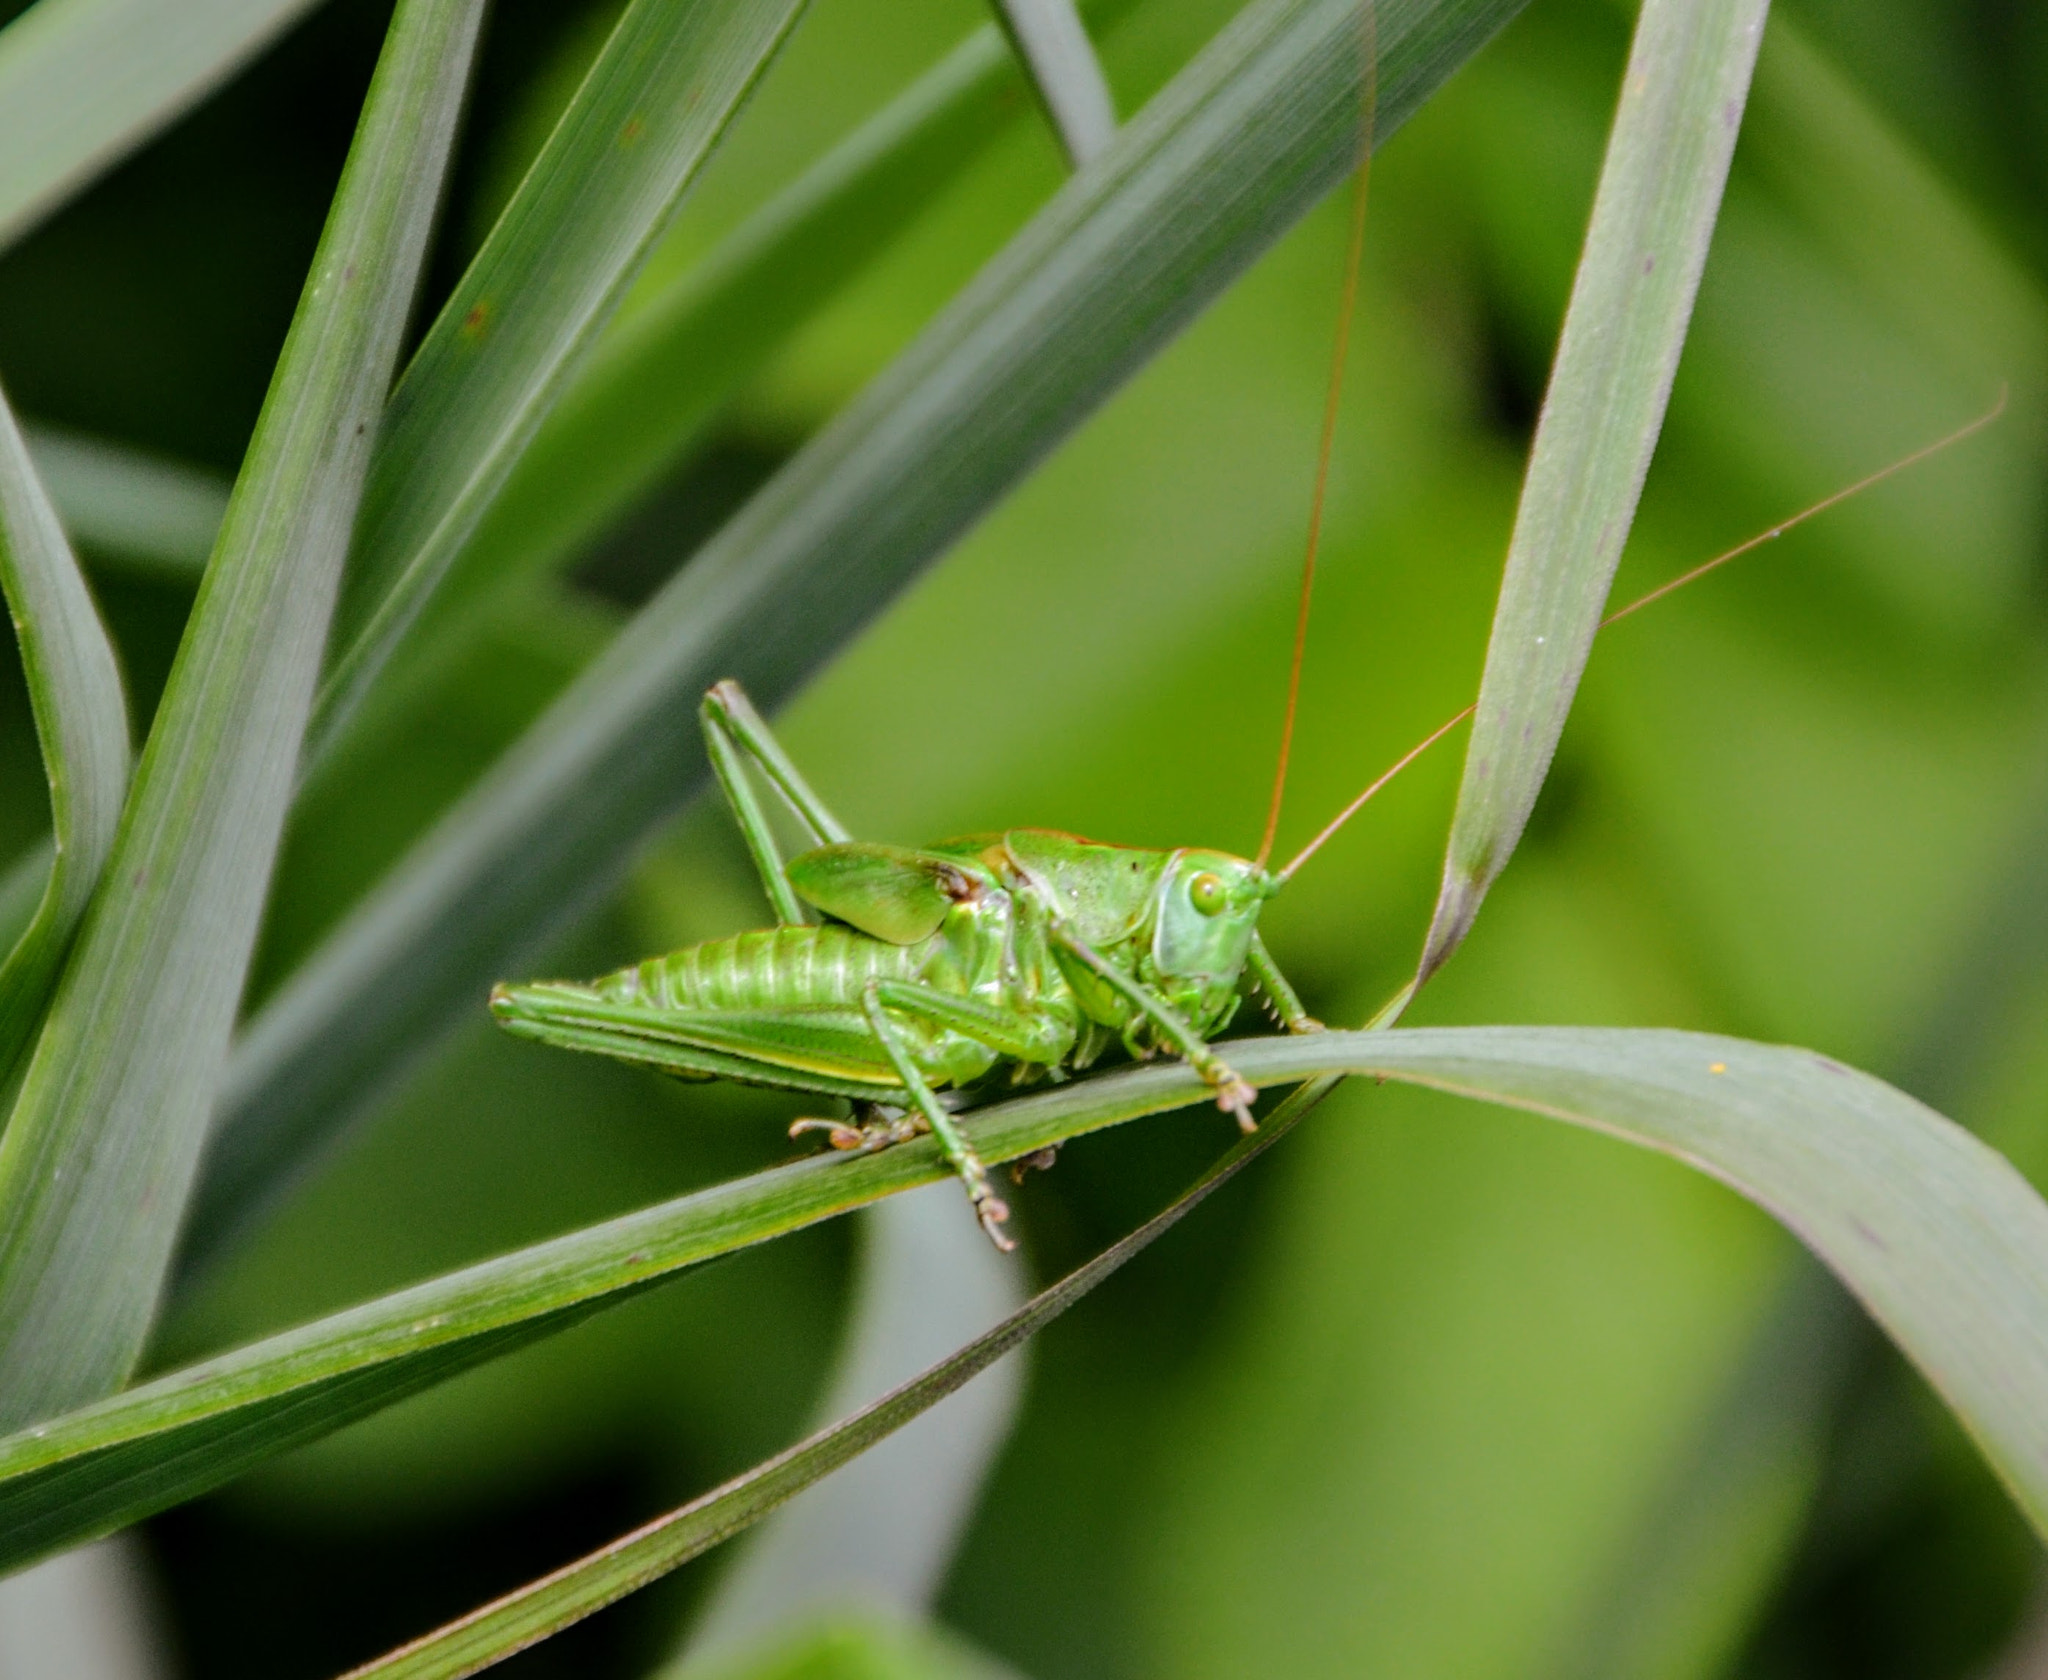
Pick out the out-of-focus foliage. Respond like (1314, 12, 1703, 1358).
(0, 0, 2044, 1674)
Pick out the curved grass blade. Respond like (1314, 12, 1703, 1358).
(0, 384, 130, 1090)
(194, 0, 1534, 1276)
(0, 0, 324, 252)
(0, 0, 487, 1433)
(307, 0, 812, 764)
(340, 1124, 1289, 1680)
(988, 0, 1117, 166)
(26, 422, 229, 583)
(1415, 0, 1770, 983)
(11, 1027, 2048, 1569)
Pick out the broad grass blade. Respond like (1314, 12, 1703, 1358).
(195, 0, 1534, 1274)
(0, 1082, 1085, 1573)
(988, 0, 1117, 166)
(0, 0, 323, 251)
(1415, 0, 1770, 983)
(0, 385, 129, 1087)
(11, 1024, 2045, 1563)
(27, 423, 229, 582)
(0, 0, 487, 1432)
(306, 0, 812, 764)
(346, 1124, 1298, 1680)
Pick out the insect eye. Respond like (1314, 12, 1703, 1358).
(1188, 872, 1227, 916)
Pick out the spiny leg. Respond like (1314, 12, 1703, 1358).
(1051, 926, 1260, 1132)
(1246, 930, 1324, 1034)
(859, 980, 1014, 1251)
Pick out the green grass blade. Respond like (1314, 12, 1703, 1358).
(306, 0, 812, 765)
(9, 1025, 2046, 1570)
(0, 385, 130, 1087)
(376, 22, 1031, 723)
(26, 423, 229, 583)
(1415, 0, 1770, 983)
(194, 0, 1534, 1274)
(0, 0, 487, 1432)
(339, 1127, 1284, 1680)
(988, 0, 1117, 166)
(0, 0, 323, 252)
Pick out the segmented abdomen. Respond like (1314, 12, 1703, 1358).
(597, 924, 926, 1012)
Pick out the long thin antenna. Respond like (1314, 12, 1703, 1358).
(1273, 386, 2011, 883)
(1254, 2, 1378, 868)
(1276, 703, 1472, 881)
(1601, 386, 2007, 630)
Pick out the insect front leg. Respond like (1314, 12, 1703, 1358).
(700, 680, 852, 927)
(1050, 926, 1260, 1132)
(1246, 930, 1323, 1034)
(858, 980, 1016, 1251)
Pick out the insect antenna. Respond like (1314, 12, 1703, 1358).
(1274, 385, 2011, 884)
(1254, 0, 1378, 868)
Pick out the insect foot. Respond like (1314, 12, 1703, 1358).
(1209, 1065, 1260, 1134)
(1010, 1144, 1061, 1183)
(961, 1160, 1016, 1253)
(789, 1109, 926, 1152)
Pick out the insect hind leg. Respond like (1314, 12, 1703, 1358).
(700, 680, 852, 928)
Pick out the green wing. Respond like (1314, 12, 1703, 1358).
(785, 842, 981, 943)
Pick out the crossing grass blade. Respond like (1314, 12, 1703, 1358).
(988, 0, 1118, 166)
(0, 0, 324, 252)
(190, 0, 1536, 1278)
(363, 21, 1038, 737)
(1415, 0, 1770, 983)
(9, 1028, 2048, 1578)
(304, 0, 812, 765)
(337, 1125, 1285, 1680)
(0, 0, 488, 1433)
(0, 385, 130, 1089)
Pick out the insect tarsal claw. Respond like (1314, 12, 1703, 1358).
(789, 1117, 867, 1151)
(974, 1191, 1017, 1252)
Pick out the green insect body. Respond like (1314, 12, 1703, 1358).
(491, 682, 1320, 1247)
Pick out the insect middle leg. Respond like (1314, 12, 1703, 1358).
(1050, 927, 1261, 1130)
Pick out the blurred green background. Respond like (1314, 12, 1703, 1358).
(2, 0, 2046, 1674)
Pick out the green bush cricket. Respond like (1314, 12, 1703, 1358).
(485, 375, 1998, 1252)
(490, 676, 1331, 1249)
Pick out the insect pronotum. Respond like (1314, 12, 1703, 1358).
(487, 39, 2003, 1250)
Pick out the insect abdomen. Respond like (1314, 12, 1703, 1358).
(598, 925, 924, 1012)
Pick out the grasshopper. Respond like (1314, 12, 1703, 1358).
(491, 679, 1326, 1249)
